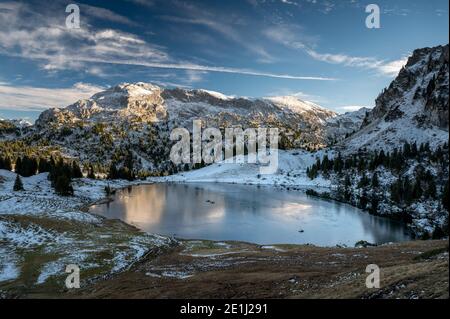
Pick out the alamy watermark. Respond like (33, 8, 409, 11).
(366, 4, 381, 29)
(170, 120, 279, 175)
(65, 264, 80, 289)
(65, 4, 80, 29)
(365, 264, 380, 289)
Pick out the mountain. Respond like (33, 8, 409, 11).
(0, 118, 31, 140)
(325, 107, 370, 142)
(30, 83, 337, 173)
(36, 83, 336, 132)
(342, 44, 449, 153)
(311, 44, 450, 237)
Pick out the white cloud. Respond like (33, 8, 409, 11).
(264, 24, 408, 77)
(124, 0, 155, 8)
(376, 58, 409, 77)
(337, 105, 372, 112)
(0, 2, 168, 72)
(305, 49, 407, 76)
(184, 70, 207, 83)
(0, 2, 332, 81)
(81, 4, 138, 26)
(280, 0, 299, 7)
(0, 82, 105, 111)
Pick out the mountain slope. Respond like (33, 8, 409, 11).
(342, 45, 449, 153)
(325, 107, 370, 142)
(0, 118, 31, 140)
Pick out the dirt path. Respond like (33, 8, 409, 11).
(71, 239, 448, 299)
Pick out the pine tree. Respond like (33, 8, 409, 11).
(0, 156, 12, 171)
(88, 164, 96, 179)
(390, 177, 402, 204)
(333, 153, 343, 173)
(13, 174, 24, 191)
(357, 174, 370, 188)
(403, 142, 411, 158)
(357, 157, 366, 172)
(403, 176, 413, 204)
(71, 161, 83, 178)
(343, 174, 352, 201)
(371, 172, 379, 188)
(54, 175, 74, 196)
(38, 157, 51, 173)
(426, 178, 437, 199)
(15, 156, 38, 177)
(108, 163, 118, 179)
(369, 194, 379, 214)
(359, 189, 369, 209)
(442, 180, 449, 212)
(15, 157, 22, 175)
(105, 184, 112, 196)
(412, 178, 423, 200)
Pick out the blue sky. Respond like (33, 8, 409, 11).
(0, 0, 448, 121)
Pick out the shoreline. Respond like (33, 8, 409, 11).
(1, 171, 448, 298)
(105, 179, 416, 245)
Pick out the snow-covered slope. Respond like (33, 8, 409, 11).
(266, 96, 335, 123)
(153, 149, 332, 189)
(342, 45, 449, 153)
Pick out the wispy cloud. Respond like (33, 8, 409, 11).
(164, 1, 276, 63)
(264, 24, 408, 76)
(162, 15, 275, 63)
(0, 82, 105, 111)
(279, 0, 299, 7)
(0, 1, 331, 81)
(81, 4, 138, 26)
(124, 0, 155, 8)
(305, 49, 408, 76)
(23, 53, 335, 80)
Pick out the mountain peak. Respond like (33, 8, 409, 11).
(342, 44, 449, 153)
(265, 95, 335, 115)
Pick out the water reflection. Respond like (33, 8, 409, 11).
(90, 183, 413, 246)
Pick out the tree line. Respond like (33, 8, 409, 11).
(306, 142, 449, 222)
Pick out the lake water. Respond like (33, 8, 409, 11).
(90, 183, 413, 246)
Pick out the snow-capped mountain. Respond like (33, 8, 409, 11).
(325, 107, 370, 142)
(342, 44, 449, 153)
(36, 82, 336, 130)
(31, 83, 337, 172)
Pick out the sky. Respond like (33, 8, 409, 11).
(0, 0, 448, 122)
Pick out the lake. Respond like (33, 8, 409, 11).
(90, 183, 413, 246)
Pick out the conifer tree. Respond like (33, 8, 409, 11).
(13, 174, 24, 191)
(88, 164, 96, 179)
(371, 172, 379, 188)
(442, 180, 449, 212)
(71, 161, 83, 178)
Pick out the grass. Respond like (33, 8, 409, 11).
(0, 213, 165, 297)
(414, 245, 449, 261)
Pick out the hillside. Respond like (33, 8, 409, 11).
(342, 45, 449, 153)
